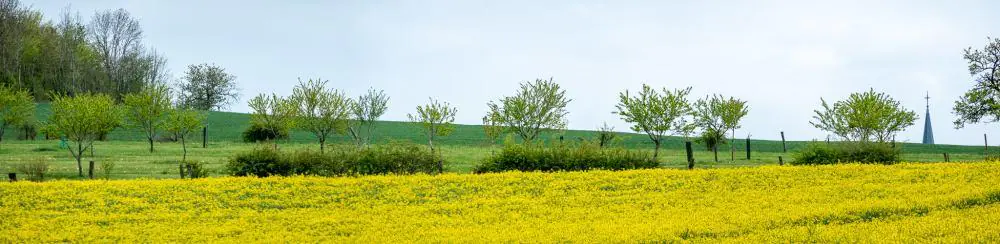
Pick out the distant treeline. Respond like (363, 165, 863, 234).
(0, 0, 168, 101)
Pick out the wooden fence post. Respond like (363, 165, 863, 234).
(778, 156, 784, 166)
(780, 131, 787, 153)
(88, 161, 95, 179)
(8, 173, 15, 182)
(685, 141, 694, 169)
(943, 153, 950, 162)
(745, 137, 751, 160)
(985, 134, 989, 159)
(202, 126, 208, 149)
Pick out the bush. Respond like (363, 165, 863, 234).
(792, 142, 900, 165)
(474, 142, 657, 173)
(242, 124, 289, 143)
(227, 143, 439, 177)
(226, 147, 285, 177)
(100, 160, 116, 179)
(182, 161, 210, 179)
(14, 157, 50, 182)
(353, 143, 439, 175)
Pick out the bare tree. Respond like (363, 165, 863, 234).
(0, 0, 28, 86)
(177, 63, 239, 111)
(87, 8, 143, 99)
(56, 6, 88, 94)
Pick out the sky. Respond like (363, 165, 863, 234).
(25, 0, 1000, 146)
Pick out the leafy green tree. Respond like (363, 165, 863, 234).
(811, 88, 917, 143)
(481, 112, 505, 146)
(177, 63, 239, 111)
(954, 37, 1000, 128)
(123, 83, 171, 152)
(408, 97, 458, 156)
(164, 107, 204, 166)
(693, 94, 749, 161)
(487, 78, 571, 143)
(248, 93, 298, 144)
(615, 84, 692, 160)
(347, 88, 389, 147)
(46, 93, 121, 177)
(290, 78, 351, 152)
(695, 128, 726, 160)
(721, 97, 749, 161)
(0, 84, 33, 148)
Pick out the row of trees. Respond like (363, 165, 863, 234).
(0, 83, 207, 177)
(0, 1, 241, 108)
(247, 78, 459, 159)
(0, 0, 167, 101)
(53, 85, 205, 177)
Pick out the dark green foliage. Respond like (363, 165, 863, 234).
(226, 147, 285, 177)
(16, 123, 35, 140)
(474, 142, 657, 173)
(242, 124, 288, 143)
(226, 143, 439, 177)
(792, 142, 900, 165)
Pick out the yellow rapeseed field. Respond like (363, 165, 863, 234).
(2, 163, 1000, 242)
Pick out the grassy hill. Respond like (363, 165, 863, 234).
(9, 103, 1000, 156)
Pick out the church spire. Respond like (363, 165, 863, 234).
(923, 91, 935, 144)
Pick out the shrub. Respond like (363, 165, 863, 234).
(100, 160, 116, 179)
(226, 143, 439, 177)
(474, 142, 657, 173)
(242, 124, 288, 143)
(14, 157, 50, 182)
(792, 142, 900, 165)
(183, 161, 210, 179)
(353, 143, 439, 175)
(227, 147, 286, 177)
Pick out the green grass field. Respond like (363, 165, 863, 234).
(2, 104, 998, 180)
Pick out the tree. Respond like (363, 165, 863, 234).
(164, 106, 204, 167)
(596, 122, 617, 148)
(0, 84, 33, 148)
(693, 94, 748, 161)
(695, 128, 726, 161)
(177, 63, 238, 111)
(123, 83, 170, 152)
(290, 78, 351, 152)
(811, 88, 917, 143)
(0, 0, 29, 87)
(482, 112, 504, 146)
(46, 93, 121, 177)
(954, 37, 1000, 128)
(720, 97, 749, 161)
(347, 88, 388, 146)
(615, 84, 692, 160)
(487, 78, 571, 143)
(87, 8, 145, 100)
(407, 97, 458, 156)
(248, 93, 297, 145)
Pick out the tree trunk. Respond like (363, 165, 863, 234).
(181, 136, 187, 163)
(76, 143, 83, 177)
(653, 139, 661, 161)
(320, 137, 325, 153)
(713, 144, 719, 162)
(730, 129, 735, 161)
(0, 125, 5, 150)
(148, 137, 154, 153)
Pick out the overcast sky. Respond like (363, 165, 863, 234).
(26, 0, 1000, 145)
